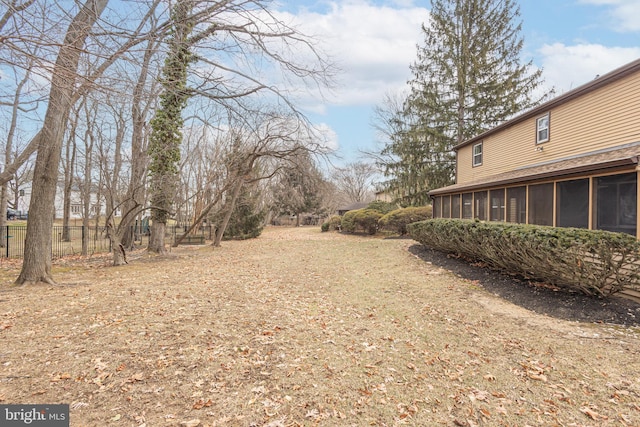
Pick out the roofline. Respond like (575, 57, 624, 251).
(454, 57, 640, 151)
(429, 157, 639, 196)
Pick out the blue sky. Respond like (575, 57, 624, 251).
(273, 0, 640, 165)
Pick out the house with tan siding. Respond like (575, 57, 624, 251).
(430, 58, 640, 238)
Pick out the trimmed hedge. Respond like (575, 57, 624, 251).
(408, 219, 640, 297)
(379, 206, 432, 235)
(321, 215, 342, 232)
(341, 209, 383, 235)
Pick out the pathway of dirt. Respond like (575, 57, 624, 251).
(1, 227, 639, 426)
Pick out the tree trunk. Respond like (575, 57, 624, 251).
(148, 221, 167, 253)
(62, 107, 79, 242)
(121, 37, 156, 248)
(213, 177, 244, 247)
(16, 0, 109, 285)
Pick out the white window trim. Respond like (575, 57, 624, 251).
(472, 142, 483, 167)
(536, 113, 550, 144)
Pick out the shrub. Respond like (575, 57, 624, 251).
(321, 215, 342, 232)
(366, 200, 396, 214)
(340, 210, 357, 233)
(328, 215, 342, 231)
(379, 206, 432, 235)
(408, 219, 640, 298)
(341, 209, 383, 234)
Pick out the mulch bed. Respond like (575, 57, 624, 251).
(408, 244, 640, 327)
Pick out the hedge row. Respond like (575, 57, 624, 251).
(408, 219, 640, 297)
(321, 205, 433, 235)
(379, 206, 432, 235)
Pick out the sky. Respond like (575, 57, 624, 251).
(273, 0, 640, 165)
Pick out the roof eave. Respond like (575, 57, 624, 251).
(429, 158, 638, 196)
(454, 58, 640, 151)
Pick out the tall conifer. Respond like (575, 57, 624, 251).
(381, 0, 549, 205)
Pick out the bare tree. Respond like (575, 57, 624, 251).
(0, 61, 37, 246)
(16, 0, 110, 285)
(10, 0, 165, 282)
(332, 161, 378, 204)
(146, 0, 335, 252)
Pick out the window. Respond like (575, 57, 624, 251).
(472, 142, 483, 166)
(528, 183, 553, 225)
(433, 196, 442, 218)
(462, 193, 473, 219)
(490, 189, 505, 221)
(451, 194, 461, 219)
(442, 195, 451, 218)
(595, 173, 636, 235)
(71, 204, 82, 214)
(536, 113, 549, 144)
(474, 191, 488, 220)
(506, 186, 526, 223)
(557, 179, 589, 229)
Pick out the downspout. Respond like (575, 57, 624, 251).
(634, 156, 640, 240)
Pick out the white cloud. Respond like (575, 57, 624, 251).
(538, 43, 640, 93)
(579, 0, 640, 32)
(312, 122, 340, 152)
(279, 0, 428, 108)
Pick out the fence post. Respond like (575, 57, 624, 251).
(5, 225, 8, 258)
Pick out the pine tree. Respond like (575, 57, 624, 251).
(381, 0, 549, 205)
(221, 185, 266, 241)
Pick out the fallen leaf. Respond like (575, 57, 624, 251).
(180, 419, 201, 427)
(528, 373, 548, 382)
(192, 399, 212, 409)
(580, 406, 606, 420)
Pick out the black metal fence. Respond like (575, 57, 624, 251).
(0, 224, 214, 259)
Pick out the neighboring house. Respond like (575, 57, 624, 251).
(53, 182, 120, 220)
(430, 58, 640, 238)
(337, 202, 369, 216)
(374, 190, 394, 203)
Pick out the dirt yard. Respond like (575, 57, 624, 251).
(1, 226, 639, 426)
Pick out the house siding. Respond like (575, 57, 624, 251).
(457, 68, 640, 185)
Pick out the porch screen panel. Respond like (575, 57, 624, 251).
(442, 195, 451, 218)
(451, 194, 461, 218)
(462, 193, 473, 219)
(596, 173, 636, 235)
(433, 196, 442, 218)
(556, 179, 589, 228)
(474, 191, 488, 221)
(528, 183, 553, 226)
(506, 186, 526, 223)
(490, 189, 505, 221)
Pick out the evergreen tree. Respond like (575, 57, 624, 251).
(271, 152, 324, 225)
(222, 185, 266, 240)
(381, 0, 549, 206)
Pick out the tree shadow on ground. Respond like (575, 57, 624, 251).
(408, 244, 640, 327)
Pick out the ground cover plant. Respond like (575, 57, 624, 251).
(1, 227, 639, 426)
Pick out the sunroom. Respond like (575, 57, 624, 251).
(430, 142, 640, 238)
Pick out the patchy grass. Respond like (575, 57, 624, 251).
(1, 227, 639, 426)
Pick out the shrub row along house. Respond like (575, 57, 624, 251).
(430, 58, 640, 238)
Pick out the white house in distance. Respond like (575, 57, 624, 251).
(53, 182, 119, 220)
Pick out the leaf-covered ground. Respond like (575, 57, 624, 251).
(1, 226, 639, 426)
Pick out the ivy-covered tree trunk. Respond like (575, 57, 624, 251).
(147, 0, 193, 253)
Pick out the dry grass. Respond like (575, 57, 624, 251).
(1, 226, 639, 426)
